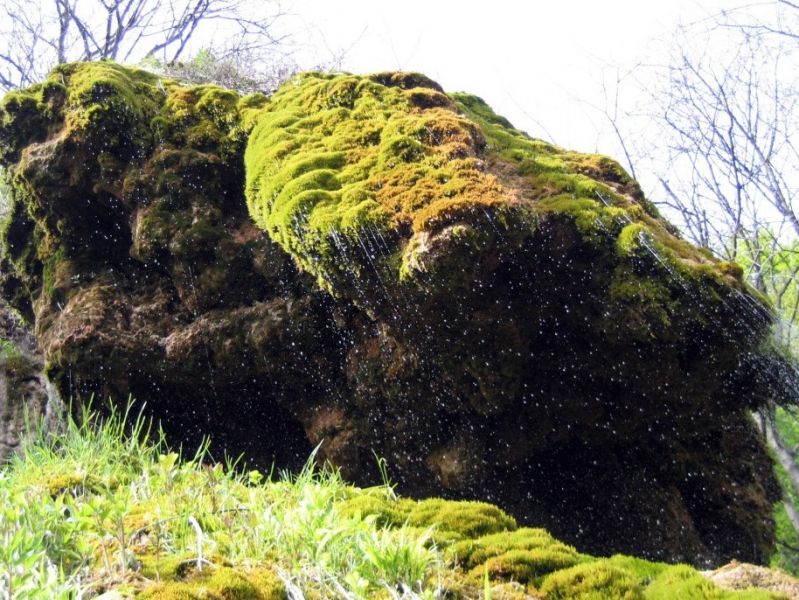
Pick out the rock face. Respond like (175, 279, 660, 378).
(0, 62, 795, 566)
(0, 300, 61, 461)
(704, 562, 799, 598)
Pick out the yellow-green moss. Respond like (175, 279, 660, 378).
(604, 554, 669, 584)
(617, 223, 651, 257)
(243, 72, 512, 293)
(335, 490, 794, 598)
(136, 565, 286, 600)
(539, 560, 645, 599)
(448, 528, 581, 585)
(243, 71, 757, 310)
(138, 552, 194, 581)
(338, 493, 579, 590)
(643, 565, 785, 599)
(452, 91, 760, 295)
(339, 490, 516, 543)
(41, 471, 114, 497)
(406, 497, 518, 538)
(60, 62, 162, 133)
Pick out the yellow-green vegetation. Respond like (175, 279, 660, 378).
(0, 337, 32, 376)
(539, 560, 645, 599)
(136, 565, 286, 600)
(0, 61, 269, 317)
(244, 70, 757, 308)
(0, 61, 160, 165)
(0, 61, 265, 164)
(0, 404, 791, 599)
(243, 71, 498, 293)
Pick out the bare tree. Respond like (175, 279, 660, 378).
(630, 12, 795, 248)
(0, 0, 294, 91)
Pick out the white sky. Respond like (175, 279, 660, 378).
(284, 0, 729, 158)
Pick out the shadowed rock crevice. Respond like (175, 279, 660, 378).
(0, 62, 795, 567)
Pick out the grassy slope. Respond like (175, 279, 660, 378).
(0, 405, 788, 599)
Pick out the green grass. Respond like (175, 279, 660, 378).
(0, 403, 440, 598)
(0, 402, 791, 599)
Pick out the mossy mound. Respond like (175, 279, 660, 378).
(1, 63, 796, 566)
(243, 71, 793, 564)
(136, 564, 286, 600)
(245, 71, 752, 307)
(338, 490, 790, 599)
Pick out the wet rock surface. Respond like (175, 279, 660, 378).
(0, 300, 61, 461)
(0, 62, 795, 566)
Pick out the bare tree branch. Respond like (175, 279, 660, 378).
(0, 0, 295, 92)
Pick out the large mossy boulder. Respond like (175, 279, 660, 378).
(0, 62, 795, 567)
(0, 62, 334, 469)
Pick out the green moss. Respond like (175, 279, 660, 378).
(244, 72, 505, 294)
(243, 71, 752, 310)
(136, 565, 286, 599)
(337, 489, 789, 597)
(643, 565, 782, 599)
(539, 560, 645, 599)
(604, 554, 669, 584)
(340, 491, 517, 543)
(405, 498, 517, 539)
(449, 527, 580, 585)
(154, 83, 246, 158)
(339, 487, 409, 527)
(450, 91, 749, 280)
(41, 471, 113, 497)
(138, 553, 194, 581)
(617, 223, 651, 257)
(1, 62, 170, 169)
(60, 61, 162, 135)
